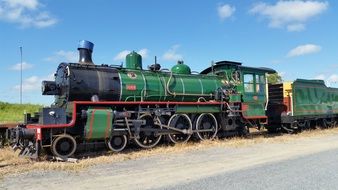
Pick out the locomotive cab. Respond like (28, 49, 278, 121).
(201, 61, 276, 133)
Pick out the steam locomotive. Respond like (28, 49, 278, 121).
(8, 40, 338, 159)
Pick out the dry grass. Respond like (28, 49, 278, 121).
(1, 127, 338, 178)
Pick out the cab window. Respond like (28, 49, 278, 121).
(256, 74, 266, 94)
(244, 74, 254, 93)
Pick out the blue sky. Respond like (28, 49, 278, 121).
(0, 0, 337, 104)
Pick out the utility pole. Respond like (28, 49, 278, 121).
(20, 46, 23, 104)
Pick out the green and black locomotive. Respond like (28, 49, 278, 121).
(9, 40, 338, 159)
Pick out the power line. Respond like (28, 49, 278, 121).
(20, 46, 23, 104)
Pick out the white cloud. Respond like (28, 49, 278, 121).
(0, 0, 57, 28)
(162, 45, 183, 61)
(45, 50, 78, 63)
(10, 61, 33, 70)
(314, 74, 338, 86)
(4, 0, 39, 10)
(250, 1, 328, 32)
(13, 75, 40, 92)
(32, 12, 57, 28)
(328, 74, 338, 83)
(138, 48, 148, 58)
(287, 44, 321, 57)
(13, 74, 54, 92)
(114, 50, 130, 61)
(217, 4, 235, 20)
(113, 49, 149, 61)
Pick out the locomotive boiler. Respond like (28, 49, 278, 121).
(43, 41, 226, 106)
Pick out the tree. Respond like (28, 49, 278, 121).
(267, 73, 282, 84)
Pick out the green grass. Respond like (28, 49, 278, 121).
(0, 101, 42, 123)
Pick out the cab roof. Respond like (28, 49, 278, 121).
(200, 60, 276, 74)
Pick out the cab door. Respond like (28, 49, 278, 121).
(242, 72, 267, 118)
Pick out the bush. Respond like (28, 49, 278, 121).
(0, 101, 42, 123)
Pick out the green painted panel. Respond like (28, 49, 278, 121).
(229, 94, 241, 102)
(243, 103, 265, 116)
(143, 73, 166, 101)
(166, 74, 223, 101)
(120, 70, 223, 102)
(241, 71, 267, 117)
(176, 105, 221, 113)
(200, 76, 223, 95)
(85, 108, 113, 140)
(120, 70, 146, 101)
(293, 79, 338, 116)
(166, 74, 185, 101)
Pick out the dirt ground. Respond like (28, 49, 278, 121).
(1, 128, 338, 189)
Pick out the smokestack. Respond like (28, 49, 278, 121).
(78, 40, 94, 64)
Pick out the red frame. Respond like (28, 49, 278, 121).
(26, 101, 226, 129)
(27, 100, 268, 132)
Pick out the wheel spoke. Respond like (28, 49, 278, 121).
(134, 114, 162, 149)
(168, 114, 192, 144)
(195, 113, 218, 141)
